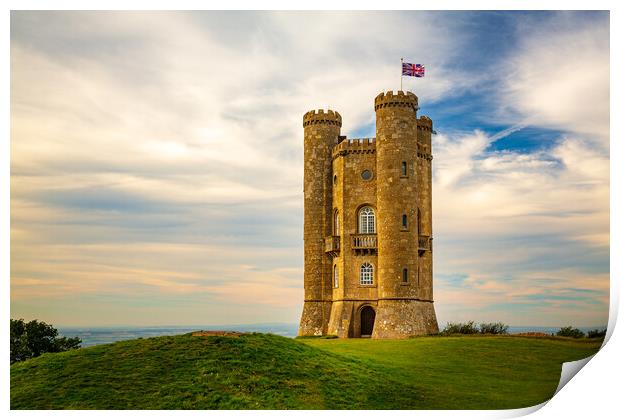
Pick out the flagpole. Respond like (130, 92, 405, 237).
(400, 58, 403, 91)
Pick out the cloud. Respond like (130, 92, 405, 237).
(430, 13, 609, 327)
(10, 11, 609, 328)
(499, 12, 610, 141)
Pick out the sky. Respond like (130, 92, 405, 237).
(10, 11, 609, 328)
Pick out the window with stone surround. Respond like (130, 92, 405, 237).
(401, 161, 407, 177)
(334, 210, 340, 235)
(334, 264, 339, 288)
(402, 214, 408, 229)
(358, 206, 376, 234)
(403, 267, 409, 283)
(360, 262, 374, 285)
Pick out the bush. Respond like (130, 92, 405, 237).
(10, 318, 81, 364)
(442, 321, 479, 335)
(479, 322, 509, 335)
(442, 321, 509, 335)
(556, 326, 585, 339)
(587, 328, 607, 339)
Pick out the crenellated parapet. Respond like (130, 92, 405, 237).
(332, 138, 376, 159)
(303, 109, 342, 127)
(417, 147, 433, 161)
(374, 90, 418, 111)
(417, 116, 433, 131)
(417, 116, 433, 160)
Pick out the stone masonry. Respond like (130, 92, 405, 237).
(298, 90, 439, 338)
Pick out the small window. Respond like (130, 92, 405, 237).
(402, 214, 408, 228)
(334, 210, 340, 235)
(401, 161, 407, 176)
(403, 268, 408, 283)
(334, 265, 339, 288)
(333, 174, 337, 185)
(361, 170, 373, 181)
(360, 262, 374, 285)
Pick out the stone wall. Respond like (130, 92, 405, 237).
(299, 92, 439, 338)
(373, 300, 438, 338)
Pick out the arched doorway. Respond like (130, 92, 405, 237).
(360, 306, 376, 337)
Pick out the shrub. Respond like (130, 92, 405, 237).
(442, 321, 509, 335)
(442, 321, 479, 335)
(479, 322, 509, 335)
(556, 326, 585, 339)
(587, 328, 606, 339)
(10, 318, 81, 364)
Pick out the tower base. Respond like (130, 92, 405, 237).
(298, 301, 332, 336)
(326, 300, 355, 337)
(372, 299, 438, 338)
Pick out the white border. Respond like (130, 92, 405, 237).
(3, 2, 618, 419)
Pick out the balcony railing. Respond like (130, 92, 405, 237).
(324, 236, 340, 257)
(351, 234, 377, 250)
(418, 235, 431, 252)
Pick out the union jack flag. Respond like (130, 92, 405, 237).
(402, 62, 425, 77)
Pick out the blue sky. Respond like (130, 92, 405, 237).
(10, 11, 609, 327)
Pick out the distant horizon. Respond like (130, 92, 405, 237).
(52, 322, 609, 348)
(53, 321, 609, 330)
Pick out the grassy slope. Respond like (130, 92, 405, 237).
(305, 335, 601, 409)
(10, 333, 601, 410)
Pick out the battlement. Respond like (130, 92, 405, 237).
(417, 143, 432, 161)
(417, 116, 433, 131)
(332, 137, 376, 158)
(374, 90, 418, 111)
(303, 109, 342, 127)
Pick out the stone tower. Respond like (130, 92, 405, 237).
(298, 90, 439, 339)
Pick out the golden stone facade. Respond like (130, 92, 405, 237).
(298, 90, 439, 338)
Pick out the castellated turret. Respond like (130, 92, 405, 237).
(298, 91, 439, 338)
(298, 110, 342, 336)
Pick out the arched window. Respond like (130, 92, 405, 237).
(402, 214, 408, 228)
(403, 268, 408, 283)
(334, 210, 340, 235)
(360, 262, 374, 285)
(358, 207, 376, 234)
(334, 265, 339, 288)
(401, 161, 407, 176)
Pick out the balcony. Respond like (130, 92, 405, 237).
(324, 236, 340, 257)
(418, 235, 431, 253)
(351, 234, 377, 255)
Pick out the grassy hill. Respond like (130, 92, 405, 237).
(10, 333, 602, 410)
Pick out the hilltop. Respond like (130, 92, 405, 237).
(10, 333, 602, 409)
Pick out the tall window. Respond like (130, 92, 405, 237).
(359, 207, 376, 234)
(334, 210, 340, 235)
(401, 161, 407, 176)
(334, 265, 339, 288)
(360, 262, 374, 285)
(403, 268, 409, 283)
(402, 214, 408, 229)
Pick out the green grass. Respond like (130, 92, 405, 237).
(10, 333, 602, 409)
